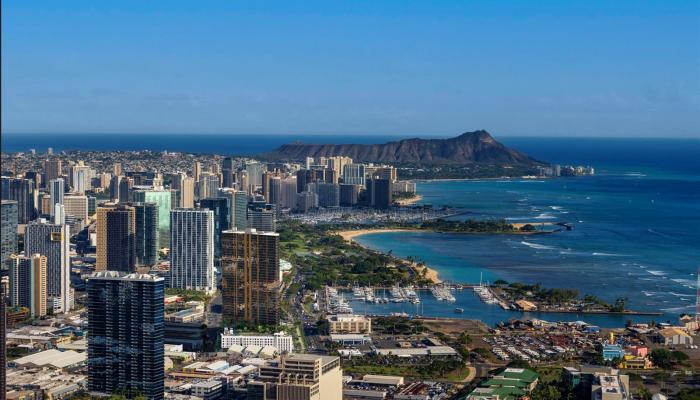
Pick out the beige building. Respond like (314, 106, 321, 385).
(63, 194, 89, 222)
(329, 314, 372, 334)
(248, 354, 342, 400)
(655, 327, 694, 346)
(96, 203, 136, 272)
(9, 254, 47, 317)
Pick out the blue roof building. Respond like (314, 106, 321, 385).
(602, 344, 625, 361)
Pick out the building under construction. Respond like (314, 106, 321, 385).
(221, 228, 281, 326)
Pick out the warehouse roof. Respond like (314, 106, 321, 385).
(14, 349, 86, 369)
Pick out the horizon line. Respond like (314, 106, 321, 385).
(2, 132, 698, 140)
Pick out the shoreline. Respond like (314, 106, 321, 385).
(394, 194, 423, 206)
(336, 228, 442, 284)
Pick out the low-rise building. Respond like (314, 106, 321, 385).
(191, 379, 223, 400)
(591, 373, 629, 400)
(466, 368, 539, 400)
(220, 330, 294, 354)
(329, 334, 372, 346)
(328, 314, 372, 334)
(247, 354, 342, 400)
(653, 327, 694, 346)
(618, 355, 652, 370)
(602, 344, 625, 361)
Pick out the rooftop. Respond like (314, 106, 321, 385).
(13, 349, 87, 369)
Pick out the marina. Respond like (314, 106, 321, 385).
(330, 286, 661, 328)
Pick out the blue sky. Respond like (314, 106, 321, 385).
(2, 1, 699, 137)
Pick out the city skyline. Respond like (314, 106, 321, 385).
(2, 1, 698, 138)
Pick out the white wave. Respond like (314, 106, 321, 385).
(642, 291, 656, 297)
(592, 252, 627, 257)
(671, 278, 697, 289)
(550, 206, 564, 210)
(669, 292, 695, 298)
(647, 270, 667, 276)
(505, 217, 531, 221)
(624, 172, 647, 177)
(520, 241, 556, 250)
(662, 304, 696, 313)
(534, 213, 556, 220)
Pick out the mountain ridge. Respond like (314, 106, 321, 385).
(261, 130, 545, 165)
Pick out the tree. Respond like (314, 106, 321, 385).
(650, 349, 674, 369)
(636, 386, 652, 400)
(530, 383, 562, 400)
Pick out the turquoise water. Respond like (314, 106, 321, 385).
(356, 138, 700, 327)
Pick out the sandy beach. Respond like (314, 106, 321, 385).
(335, 228, 442, 284)
(394, 194, 423, 206)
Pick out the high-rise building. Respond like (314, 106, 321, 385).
(112, 162, 122, 177)
(132, 189, 172, 248)
(42, 159, 62, 186)
(9, 254, 47, 318)
(197, 173, 220, 200)
(118, 176, 133, 203)
(87, 271, 164, 400)
(24, 219, 71, 312)
(170, 173, 194, 208)
(262, 171, 272, 202)
(24, 170, 42, 189)
(193, 161, 202, 183)
(231, 190, 248, 230)
(268, 176, 282, 206)
(296, 191, 318, 213)
(305, 157, 314, 170)
(246, 162, 263, 187)
(342, 164, 366, 186)
(366, 178, 392, 209)
(169, 209, 215, 293)
(372, 166, 397, 182)
(248, 354, 342, 400)
(98, 172, 112, 190)
(109, 175, 121, 202)
(280, 176, 298, 209)
(296, 169, 313, 193)
(134, 202, 159, 266)
(49, 178, 65, 217)
(1, 177, 36, 223)
(339, 184, 361, 206)
(96, 204, 136, 272)
(327, 156, 353, 182)
(1, 200, 18, 268)
(40, 194, 51, 216)
(63, 194, 89, 222)
(70, 161, 92, 193)
(237, 170, 249, 193)
(222, 157, 235, 188)
(200, 197, 230, 258)
(87, 196, 97, 217)
(181, 177, 195, 208)
(247, 203, 276, 232)
(221, 229, 281, 326)
(54, 203, 66, 225)
(309, 182, 340, 208)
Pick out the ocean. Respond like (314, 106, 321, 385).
(354, 137, 700, 327)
